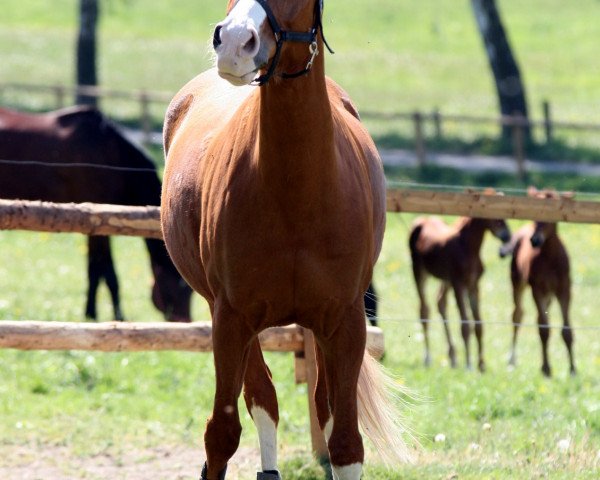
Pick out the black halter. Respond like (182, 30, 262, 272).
(252, 0, 334, 86)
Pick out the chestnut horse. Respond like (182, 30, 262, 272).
(0, 106, 192, 322)
(501, 188, 576, 377)
(409, 215, 510, 371)
(160, 0, 409, 478)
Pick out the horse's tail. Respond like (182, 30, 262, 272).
(408, 219, 424, 257)
(357, 351, 414, 466)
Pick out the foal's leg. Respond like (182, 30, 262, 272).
(86, 236, 124, 321)
(532, 290, 552, 377)
(453, 283, 472, 369)
(468, 284, 485, 372)
(557, 286, 576, 375)
(317, 307, 366, 480)
(437, 282, 457, 367)
(203, 305, 254, 480)
(508, 283, 525, 368)
(413, 265, 431, 366)
(243, 339, 281, 478)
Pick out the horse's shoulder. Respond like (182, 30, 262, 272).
(164, 68, 256, 154)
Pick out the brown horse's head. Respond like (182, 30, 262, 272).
(146, 239, 193, 322)
(527, 186, 574, 248)
(485, 218, 511, 244)
(213, 0, 325, 85)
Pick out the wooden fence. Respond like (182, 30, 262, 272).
(3, 82, 600, 175)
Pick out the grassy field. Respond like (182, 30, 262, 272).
(1, 1, 600, 478)
(1, 217, 599, 478)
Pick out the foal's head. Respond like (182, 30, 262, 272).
(484, 218, 511, 244)
(213, 0, 325, 85)
(527, 186, 574, 248)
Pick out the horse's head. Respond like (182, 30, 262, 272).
(526, 186, 573, 248)
(485, 218, 511, 244)
(151, 264, 194, 322)
(213, 0, 327, 86)
(146, 239, 193, 322)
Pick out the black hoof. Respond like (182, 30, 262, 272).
(257, 470, 282, 480)
(200, 462, 227, 480)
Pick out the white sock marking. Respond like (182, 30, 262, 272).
(250, 405, 278, 471)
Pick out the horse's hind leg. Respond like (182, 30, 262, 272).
(468, 284, 485, 372)
(243, 339, 281, 478)
(412, 263, 431, 366)
(203, 304, 253, 480)
(437, 282, 456, 367)
(316, 306, 366, 479)
(86, 236, 124, 321)
(557, 285, 576, 375)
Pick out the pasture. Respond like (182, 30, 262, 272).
(1, 0, 600, 478)
(1, 215, 599, 478)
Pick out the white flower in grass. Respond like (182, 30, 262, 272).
(434, 433, 446, 443)
(469, 442, 481, 452)
(557, 438, 571, 453)
(482, 422, 492, 431)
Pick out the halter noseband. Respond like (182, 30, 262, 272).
(252, 0, 334, 86)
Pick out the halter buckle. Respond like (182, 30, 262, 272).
(306, 41, 319, 70)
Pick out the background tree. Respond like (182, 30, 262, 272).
(471, 0, 530, 142)
(76, 0, 99, 106)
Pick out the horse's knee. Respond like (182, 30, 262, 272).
(561, 326, 573, 346)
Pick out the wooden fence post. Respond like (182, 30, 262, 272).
(543, 100, 553, 144)
(413, 111, 426, 167)
(432, 108, 442, 141)
(511, 114, 526, 180)
(302, 329, 329, 461)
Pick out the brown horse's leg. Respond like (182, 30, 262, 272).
(437, 282, 456, 367)
(453, 283, 472, 370)
(509, 283, 525, 368)
(532, 290, 552, 377)
(413, 264, 431, 366)
(468, 285, 485, 372)
(203, 304, 254, 480)
(243, 339, 280, 476)
(557, 285, 576, 376)
(316, 307, 366, 479)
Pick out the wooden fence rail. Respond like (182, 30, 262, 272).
(2, 191, 600, 241)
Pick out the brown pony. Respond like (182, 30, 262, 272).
(501, 187, 576, 377)
(409, 213, 510, 372)
(160, 0, 409, 478)
(0, 106, 192, 322)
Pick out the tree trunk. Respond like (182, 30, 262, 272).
(471, 0, 530, 141)
(76, 0, 99, 106)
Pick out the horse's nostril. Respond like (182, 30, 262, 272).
(213, 25, 223, 49)
(242, 34, 257, 55)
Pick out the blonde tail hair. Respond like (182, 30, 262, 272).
(357, 351, 414, 466)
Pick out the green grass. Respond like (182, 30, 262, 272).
(1, 1, 600, 477)
(1, 217, 599, 478)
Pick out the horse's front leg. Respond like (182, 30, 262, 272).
(452, 282, 472, 370)
(202, 303, 254, 480)
(468, 284, 485, 372)
(243, 339, 282, 479)
(316, 305, 366, 480)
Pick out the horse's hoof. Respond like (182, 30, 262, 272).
(200, 462, 227, 480)
(541, 365, 552, 377)
(257, 470, 282, 480)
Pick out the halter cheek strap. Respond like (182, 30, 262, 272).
(252, 0, 334, 86)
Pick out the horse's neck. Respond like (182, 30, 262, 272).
(458, 218, 487, 253)
(257, 44, 335, 186)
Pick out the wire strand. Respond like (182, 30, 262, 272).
(0, 158, 158, 173)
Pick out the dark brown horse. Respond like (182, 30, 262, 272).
(160, 0, 409, 478)
(501, 187, 576, 377)
(0, 105, 192, 322)
(409, 214, 510, 371)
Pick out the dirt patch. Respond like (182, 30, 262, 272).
(0, 444, 264, 480)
